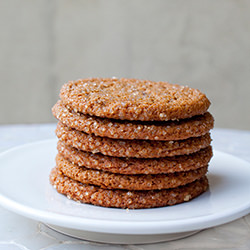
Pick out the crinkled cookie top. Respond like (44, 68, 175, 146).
(60, 78, 211, 121)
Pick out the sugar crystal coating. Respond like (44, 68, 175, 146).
(55, 122, 212, 158)
(57, 140, 213, 174)
(52, 100, 214, 141)
(51, 77, 213, 208)
(56, 153, 208, 190)
(60, 78, 211, 121)
(50, 167, 209, 209)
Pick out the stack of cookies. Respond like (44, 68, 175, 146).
(50, 78, 214, 209)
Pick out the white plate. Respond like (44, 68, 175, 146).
(0, 139, 250, 239)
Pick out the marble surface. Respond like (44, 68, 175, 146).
(0, 124, 250, 249)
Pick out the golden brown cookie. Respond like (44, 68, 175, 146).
(56, 153, 208, 190)
(60, 78, 211, 121)
(52, 100, 214, 141)
(55, 122, 212, 158)
(50, 167, 209, 209)
(57, 141, 213, 174)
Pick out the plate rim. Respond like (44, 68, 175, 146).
(0, 139, 250, 235)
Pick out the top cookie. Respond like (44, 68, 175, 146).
(60, 78, 211, 121)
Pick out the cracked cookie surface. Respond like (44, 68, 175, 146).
(60, 78, 211, 121)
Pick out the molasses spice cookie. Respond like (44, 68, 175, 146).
(56, 122, 212, 158)
(52, 100, 214, 141)
(51, 77, 213, 209)
(60, 78, 211, 121)
(50, 167, 209, 209)
(56, 153, 208, 190)
(57, 140, 213, 174)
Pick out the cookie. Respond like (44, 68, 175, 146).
(56, 122, 212, 158)
(57, 141, 213, 174)
(56, 153, 208, 190)
(50, 167, 209, 209)
(52, 100, 214, 141)
(60, 78, 211, 121)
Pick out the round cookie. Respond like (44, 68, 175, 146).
(53, 100, 214, 141)
(50, 167, 209, 209)
(56, 122, 212, 158)
(60, 78, 211, 121)
(56, 153, 208, 190)
(57, 141, 213, 174)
